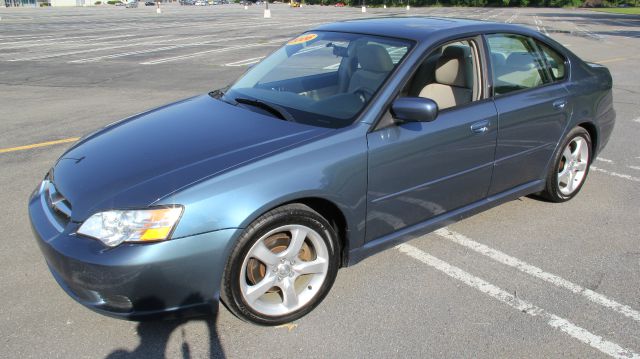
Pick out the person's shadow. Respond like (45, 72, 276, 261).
(106, 296, 225, 359)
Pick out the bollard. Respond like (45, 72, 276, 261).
(264, 8, 271, 17)
(406, 4, 410, 9)
(361, 5, 365, 12)
(244, 4, 247, 9)
(383, 4, 386, 7)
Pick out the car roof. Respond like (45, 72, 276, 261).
(312, 17, 534, 42)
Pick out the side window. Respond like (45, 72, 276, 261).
(486, 34, 550, 96)
(401, 39, 481, 111)
(537, 41, 566, 82)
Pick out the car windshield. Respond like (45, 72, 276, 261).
(222, 31, 412, 129)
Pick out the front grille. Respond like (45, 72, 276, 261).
(41, 180, 72, 229)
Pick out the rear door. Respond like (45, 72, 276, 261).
(485, 33, 571, 195)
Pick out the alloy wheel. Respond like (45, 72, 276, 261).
(557, 136, 590, 196)
(239, 224, 329, 316)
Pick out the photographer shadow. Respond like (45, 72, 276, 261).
(106, 295, 225, 359)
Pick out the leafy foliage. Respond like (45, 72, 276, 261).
(303, 0, 598, 7)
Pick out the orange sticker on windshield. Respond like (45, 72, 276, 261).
(287, 33, 318, 46)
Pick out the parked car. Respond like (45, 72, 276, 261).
(194, 0, 207, 5)
(114, 1, 124, 5)
(30, 18, 614, 326)
(125, 0, 138, 7)
(334, 1, 344, 5)
(144, 1, 155, 5)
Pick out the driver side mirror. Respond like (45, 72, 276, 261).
(390, 97, 439, 123)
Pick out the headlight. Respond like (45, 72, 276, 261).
(77, 207, 183, 247)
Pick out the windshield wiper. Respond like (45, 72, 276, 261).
(234, 97, 295, 122)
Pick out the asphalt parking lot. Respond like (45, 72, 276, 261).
(1, 4, 639, 358)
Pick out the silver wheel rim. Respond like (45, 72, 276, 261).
(239, 224, 329, 317)
(557, 136, 589, 196)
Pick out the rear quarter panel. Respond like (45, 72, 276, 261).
(564, 57, 615, 156)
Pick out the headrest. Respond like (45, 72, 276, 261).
(491, 52, 506, 67)
(357, 44, 394, 73)
(435, 45, 470, 88)
(506, 52, 536, 71)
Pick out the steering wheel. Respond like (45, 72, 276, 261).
(352, 87, 374, 103)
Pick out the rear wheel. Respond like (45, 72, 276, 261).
(540, 126, 592, 202)
(221, 204, 339, 325)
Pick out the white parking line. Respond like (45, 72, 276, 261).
(596, 157, 615, 164)
(225, 56, 265, 67)
(5, 35, 174, 62)
(140, 39, 285, 65)
(397, 243, 640, 359)
(68, 36, 261, 64)
(434, 228, 640, 323)
(627, 166, 640, 171)
(591, 166, 640, 183)
(633, 117, 640, 123)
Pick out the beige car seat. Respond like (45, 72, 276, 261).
(419, 46, 472, 110)
(348, 44, 394, 95)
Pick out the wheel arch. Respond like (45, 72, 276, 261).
(576, 121, 598, 161)
(240, 195, 352, 268)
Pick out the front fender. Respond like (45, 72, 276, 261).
(160, 124, 369, 251)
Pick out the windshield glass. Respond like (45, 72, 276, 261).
(223, 31, 412, 129)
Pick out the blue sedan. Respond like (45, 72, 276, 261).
(29, 17, 615, 325)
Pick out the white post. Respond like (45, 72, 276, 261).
(244, 4, 247, 8)
(383, 3, 386, 7)
(361, 5, 365, 11)
(406, 4, 409, 9)
(264, 1, 270, 17)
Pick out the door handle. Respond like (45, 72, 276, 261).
(470, 120, 490, 134)
(553, 99, 567, 110)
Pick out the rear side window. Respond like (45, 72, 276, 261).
(486, 34, 550, 96)
(537, 41, 566, 82)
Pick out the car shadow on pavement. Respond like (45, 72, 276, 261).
(106, 296, 225, 359)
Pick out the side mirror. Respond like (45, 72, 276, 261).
(390, 97, 438, 123)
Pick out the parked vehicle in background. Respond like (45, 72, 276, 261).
(195, 0, 207, 5)
(144, 1, 155, 5)
(125, 0, 138, 6)
(335, 2, 345, 6)
(114, 1, 125, 5)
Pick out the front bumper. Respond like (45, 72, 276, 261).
(29, 188, 241, 320)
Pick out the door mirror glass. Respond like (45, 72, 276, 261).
(391, 97, 438, 123)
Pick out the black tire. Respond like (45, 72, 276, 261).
(540, 126, 592, 203)
(220, 203, 340, 326)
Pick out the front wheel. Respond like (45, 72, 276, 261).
(220, 204, 340, 325)
(540, 126, 592, 202)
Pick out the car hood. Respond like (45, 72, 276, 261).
(51, 95, 331, 222)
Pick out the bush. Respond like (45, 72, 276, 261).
(95, 1, 101, 3)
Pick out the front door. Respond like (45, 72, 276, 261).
(365, 102, 498, 241)
(365, 38, 497, 242)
